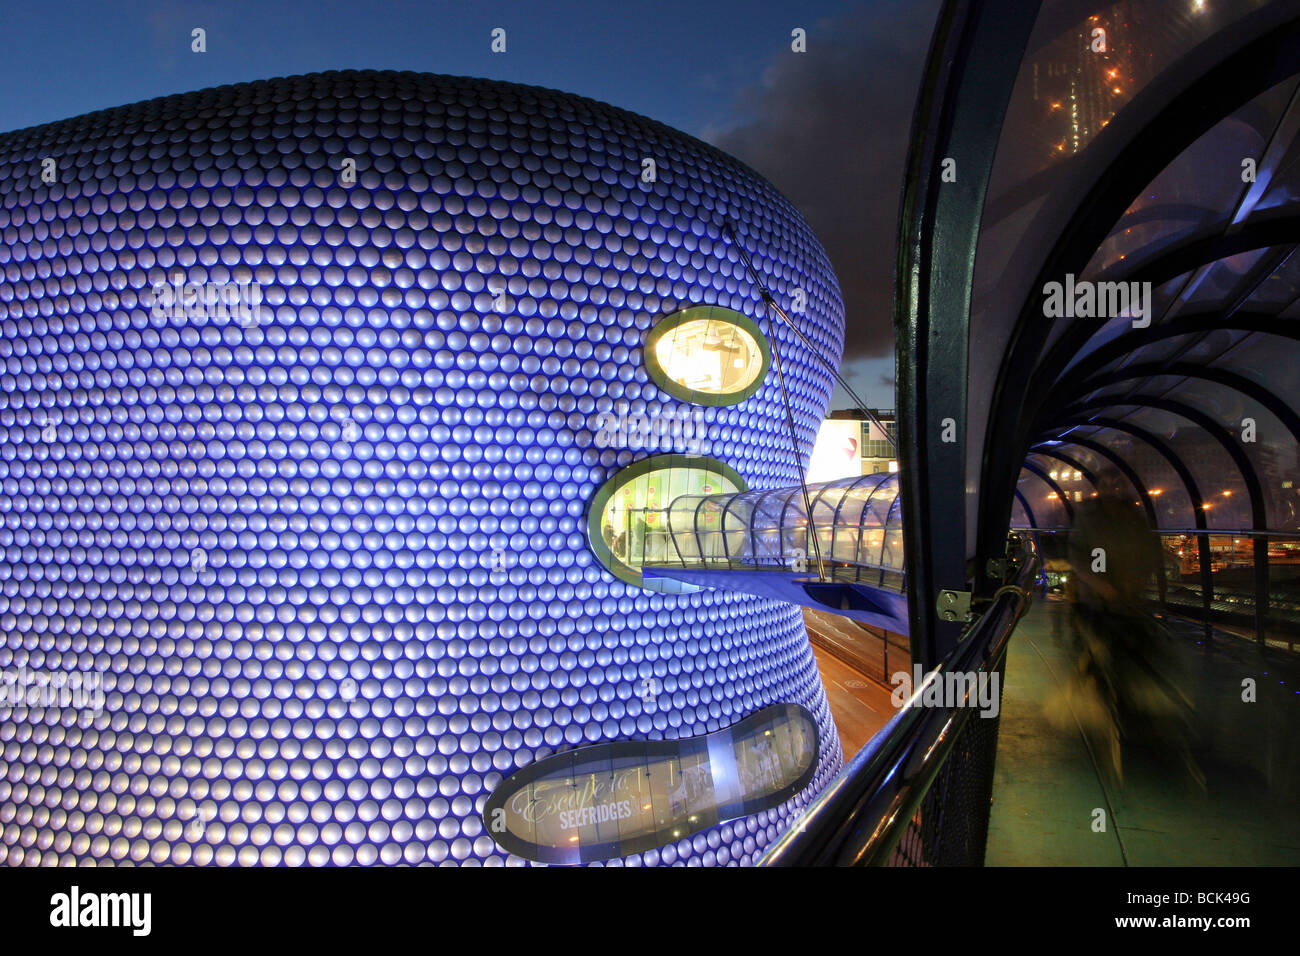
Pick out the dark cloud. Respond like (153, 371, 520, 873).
(828, 354, 896, 411)
(703, 0, 941, 363)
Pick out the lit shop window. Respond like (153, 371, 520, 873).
(482, 702, 819, 864)
(587, 454, 746, 591)
(645, 306, 769, 405)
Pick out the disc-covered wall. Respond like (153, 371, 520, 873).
(0, 70, 845, 865)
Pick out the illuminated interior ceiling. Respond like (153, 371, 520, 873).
(587, 454, 746, 592)
(645, 306, 770, 405)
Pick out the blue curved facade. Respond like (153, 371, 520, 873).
(0, 70, 845, 865)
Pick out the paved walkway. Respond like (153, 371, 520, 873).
(986, 596, 1300, 866)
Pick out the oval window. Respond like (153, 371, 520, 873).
(645, 306, 769, 405)
(482, 702, 819, 864)
(587, 453, 746, 592)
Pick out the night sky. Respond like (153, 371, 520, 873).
(1, 0, 942, 409)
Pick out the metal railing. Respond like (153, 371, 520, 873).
(758, 550, 1039, 866)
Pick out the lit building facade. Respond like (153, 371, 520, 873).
(0, 71, 845, 865)
(808, 408, 896, 482)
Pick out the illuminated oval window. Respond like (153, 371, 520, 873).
(482, 702, 819, 864)
(587, 453, 746, 592)
(645, 306, 770, 405)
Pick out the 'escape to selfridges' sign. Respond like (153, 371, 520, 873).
(483, 703, 819, 863)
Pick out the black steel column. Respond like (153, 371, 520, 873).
(895, 0, 1042, 668)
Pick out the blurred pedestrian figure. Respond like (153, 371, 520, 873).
(1045, 490, 1202, 788)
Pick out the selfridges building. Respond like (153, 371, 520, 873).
(0, 70, 846, 866)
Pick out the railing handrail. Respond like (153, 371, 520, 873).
(641, 556, 904, 576)
(757, 553, 1039, 866)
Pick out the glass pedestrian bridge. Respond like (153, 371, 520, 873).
(637, 473, 912, 633)
(660, 472, 904, 583)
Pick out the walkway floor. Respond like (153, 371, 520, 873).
(986, 595, 1300, 865)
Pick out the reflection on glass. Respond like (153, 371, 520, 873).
(653, 316, 764, 396)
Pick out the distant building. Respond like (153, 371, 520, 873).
(808, 408, 897, 482)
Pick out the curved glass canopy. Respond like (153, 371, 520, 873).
(656, 472, 905, 592)
(897, 0, 1300, 651)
